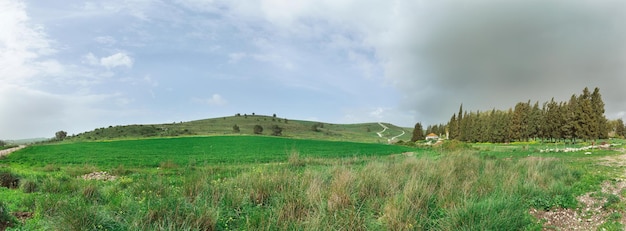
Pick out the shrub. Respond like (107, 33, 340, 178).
(439, 140, 472, 151)
(43, 164, 61, 172)
(0, 171, 19, 189)
(271, 125, 283, 136)
(253, 125, 263, 134)
(21, 179, 38, 193)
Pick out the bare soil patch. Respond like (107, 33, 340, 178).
(81, 171, 118, 181)
(530, 153, 626, 230)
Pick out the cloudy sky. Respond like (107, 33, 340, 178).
(2, 0, 626, 139)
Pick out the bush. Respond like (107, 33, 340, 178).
(439, 140, 472, 151)
(21, 179, 38, 193)
(253, 125, 263, 134)
(271, 125, 283, 136)
(0, 171, 19, 189)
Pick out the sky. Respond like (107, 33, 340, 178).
(1, 0, 626, 140)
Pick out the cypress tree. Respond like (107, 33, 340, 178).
(616, 119, 625, 138)
(411, 122, 425, 142)
(577, 88, 593, 141)
(591, 87, 608, 139)
(457, 104, 463, 140)
(448, 114, 457, 140)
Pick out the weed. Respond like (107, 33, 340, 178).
(604, 194, 621, 209)
(20, 179, 37, 193)
(0, 201, 18, 230)
(159, 160, 179, 169)
(43, 164, 60, 172)
(110, 164, 131, 176)
(82, 183, 103, 203)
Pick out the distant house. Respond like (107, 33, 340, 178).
(425, 133, 439, 141)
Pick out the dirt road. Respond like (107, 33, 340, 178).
(0, 145, 26, 158)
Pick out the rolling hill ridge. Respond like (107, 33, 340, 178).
(68, 114, 413, 143)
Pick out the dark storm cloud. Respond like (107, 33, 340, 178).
(397, 0, 626, 124)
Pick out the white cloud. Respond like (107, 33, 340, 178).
(228, 52, 247, 63)
(228, 52, 294, 69)
(194, 94, 227, 106)
(84, 52, 134, 69)
(369, 107, 385, 119)
(83, 52, 99, 66)
(94, 36, 117, 45)
(0, 0, 56, 83)
(100, 52, 134, 68)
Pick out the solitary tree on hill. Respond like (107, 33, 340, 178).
(233, 124, 240, 133)
(55, 131, 67, 140)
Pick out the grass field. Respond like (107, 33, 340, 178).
(1, 137, 625, 230)
(3, 136, 417, 169)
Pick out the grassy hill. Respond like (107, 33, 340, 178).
(68, 114, 413, 143)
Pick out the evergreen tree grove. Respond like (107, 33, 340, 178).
(441, 87, 609, 143)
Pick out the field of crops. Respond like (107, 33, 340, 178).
(2, 136, 418, 169)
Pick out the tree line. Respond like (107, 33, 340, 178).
(444, 87, 623, 143)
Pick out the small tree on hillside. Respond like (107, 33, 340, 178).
(233, 124, 240, 133)
(311, 123, 323, 132)
(55, 131, 67, 141)
(253, 125, 263, 134)
(0, 140, 6, 147)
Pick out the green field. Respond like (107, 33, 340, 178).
(1, 137, 625, 230)
(4, 136, 417, 168)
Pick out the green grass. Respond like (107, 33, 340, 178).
(0, 138, 624, 230)
(3, 136, 418, 169)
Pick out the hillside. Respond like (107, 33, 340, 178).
(68, 114, 413, 143)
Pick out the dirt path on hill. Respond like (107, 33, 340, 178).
(0, 145, 26, 158)
(376, 122, 388, 138)
(530, 151, 626, 230)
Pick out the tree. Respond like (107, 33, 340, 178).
(577, 88, 593, 141)
(253, 125, 263, 134)
(232, 124, 240, 133)
(271, 125, 283, 136)
(411, 122, 424, 142)
(591, 87, 608, 139)
(311, 123, 323, 132)
(456, 104, 463, 139)
(0, 140, 6, 147)
(616, 119, 625, 138)
(448, 114, 457, 140)
(543, 98, 560, 142)
(55, 131, 67, 140)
